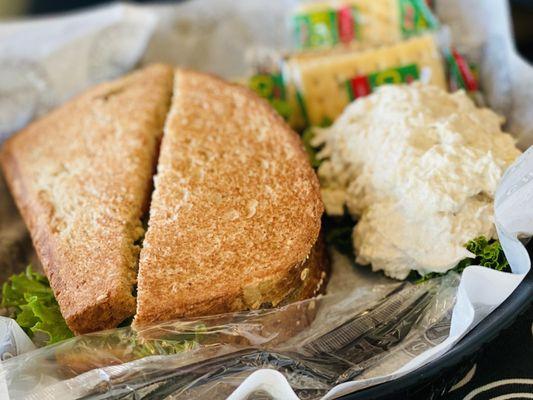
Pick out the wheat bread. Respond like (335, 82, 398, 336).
(0, 64, 174, 334)
(134, 69, 324, 327)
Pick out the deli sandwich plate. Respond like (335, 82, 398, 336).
(0, 1, 531, 399)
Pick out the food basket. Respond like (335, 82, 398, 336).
(0, 0, 532, 399)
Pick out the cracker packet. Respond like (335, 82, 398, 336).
(290, 0, 438, 51)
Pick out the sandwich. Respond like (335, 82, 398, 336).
(1, 64, 174, 334)
(0, 65, 328, 336)
(134, 69, 326, 327)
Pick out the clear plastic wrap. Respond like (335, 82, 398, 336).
(0, 260, 459, 399)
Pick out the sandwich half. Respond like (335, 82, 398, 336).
(1, 65, 327, 334)
(0, 64, 174, 334)
(134, 69, 326, 327)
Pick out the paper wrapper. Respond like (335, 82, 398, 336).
(0, 1, 531, 399)
(0, 4, 156, 142)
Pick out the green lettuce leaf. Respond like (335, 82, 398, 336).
(301, 118, 332, 169)
(302, 127, 322, 168)
(1, 266, 73, 344)
(2, 266, 52, 306)
(415, 236, 511, 283)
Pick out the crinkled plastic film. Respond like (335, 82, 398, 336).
(0, 267, 459, 400)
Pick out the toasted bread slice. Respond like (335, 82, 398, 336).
(55, 236, 328, 376)
(0, 64, 174, 334)
(280, 233, 329, 306)
(134, 69, 324, 327)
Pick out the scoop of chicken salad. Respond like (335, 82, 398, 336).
(313, 83, 521, 279)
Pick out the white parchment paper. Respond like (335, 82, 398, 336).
(0, 1, 531, 399)
(0, 4, 156, 141)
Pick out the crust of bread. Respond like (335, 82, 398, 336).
(0, 64, 174, 334)
(53, 235, 328, 376)
(134, 69, 324, 328)
(281, 232, 329, 305)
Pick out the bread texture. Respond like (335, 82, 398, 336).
(0, 64, 174, 334)
(134, 69, 324, 327)
(279, 232, 329, 306)
(53, 236, 328, 376)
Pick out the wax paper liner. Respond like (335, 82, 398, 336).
(0, 4, 156, 142)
